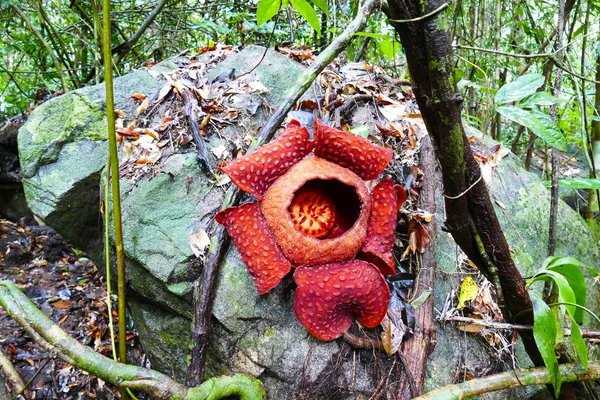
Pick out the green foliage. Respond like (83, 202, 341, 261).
(256, 0, 288, 27)
(494, 74, 566, 151)
(495, 74, 544, 104)
(290, 0, 321, 35)
(526, 256, 599, 396)
(541, 178, 600, 190)
(497, 105, 567, 151)
(530, 291, 561, 395)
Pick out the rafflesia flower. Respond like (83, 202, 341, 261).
(216, 119, 407, 341)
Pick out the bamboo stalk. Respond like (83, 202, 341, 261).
(100, 1, 128, 399)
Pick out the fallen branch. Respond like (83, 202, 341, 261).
(0, 350, 25, 396)
(0, 279, 265, 400)
(182, 89, 216, 173)
(413, 361, 600, 400)
(186, 0, 381, 386)
(443, 316, 600, 339)
(397, 135, 438, 400)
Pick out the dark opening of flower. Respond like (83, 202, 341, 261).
(288, 179, 362, 239)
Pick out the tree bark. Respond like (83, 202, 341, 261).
(385, 0, 543, 369)
(397, 135, 437, 399)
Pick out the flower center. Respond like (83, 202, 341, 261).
(288, 179, 362, 240)
(289, 187, 336, 238)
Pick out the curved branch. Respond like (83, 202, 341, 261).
(112, 0, 168, 64)
(0, 280, 266, 400)
(0, 279, 187, 399)
(414, 361, 600, 400)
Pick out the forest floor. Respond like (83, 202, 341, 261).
(0, 218, 147, 399)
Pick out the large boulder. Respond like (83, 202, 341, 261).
(18, 45, 599, 399)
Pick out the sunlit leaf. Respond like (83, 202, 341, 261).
(349, 125, 369, 138)
(495, 74, 544, 104)
(521, 91, 559, 107)
(546, 178, 600, 189)
(530, 270, 577, 321)
(257, 0, 287, 26)
(457, 276, 478, 310)
(496, 105, 567, 151)
(290, 0, 320, 34)
(530, 292, 561, 396)
(310, 0, 328, 16)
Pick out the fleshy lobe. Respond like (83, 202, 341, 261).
(293, 260, 391, 341)
(313, 119, 393, 181)
(359, 178, 407, 275)
(218, 120, 313, 200)
(216, 203, 292, 294)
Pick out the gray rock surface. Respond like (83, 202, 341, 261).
(18, 45, 599, 399)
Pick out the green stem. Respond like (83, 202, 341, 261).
(101, 1, 128, 399)
(413, 361, 600, 400)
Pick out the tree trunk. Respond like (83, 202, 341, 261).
(385, 0, 544, 372)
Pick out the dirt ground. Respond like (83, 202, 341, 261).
(0, 218, 148, 399)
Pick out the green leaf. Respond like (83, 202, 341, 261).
(530, 270, 577, 320)
(410, 289, 432, 308)
(570, 322, 588, 369)
(521, 91, 559, 107)
(547, 264, 586, 323)
(256, 0, 287, 26)
(554, 178, 600, 189)
(546, 256, 599, 278)
(495, 74, 545, 104)
(530, 292, 561, 396)
(496, 105, 567, 151)
(378, 38, 398, 60)
(354, 32, 391, 39)
(290, 0, 320, 34)
(310, 0, 328, 15)
(349, 125, 369, 138)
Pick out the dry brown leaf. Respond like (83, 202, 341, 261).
(130, 93, 147, 101)
(456, 323, 483, 333)
(51, 299, 72, 309)
(189, 229, 211, 259)
(136, 97, 150, 114)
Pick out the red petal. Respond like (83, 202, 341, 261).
(216, 203, 292, 294)
(358, 179, 401, 275)
(293, 260, 390, 341)
(313, 119, 393, 181)
(395, 184, 407, 211)
(218, 120, 313, 199)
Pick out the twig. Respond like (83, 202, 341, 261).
(413, 361, 600, 400)
(443, 174, 482, 200)
(181, 89, 216, 173)
(186, 0, 381, 386)
(11, 4, 69, 92)
(443, 316, 600, 339)
(342, 331, 384, 351)
(389, 2, 449, 24)
(112, 0, 168, 64)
